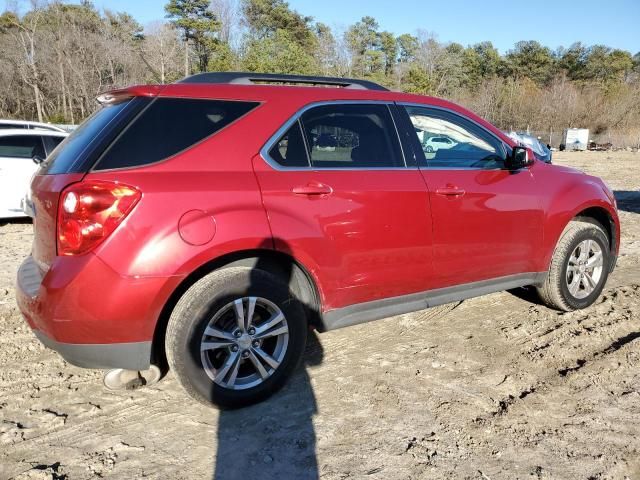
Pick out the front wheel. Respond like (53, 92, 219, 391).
(166, 267, 307, 408)
(537, 219, 610, 311)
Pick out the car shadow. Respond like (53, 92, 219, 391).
(200, 238, 323, 479)
(0, 217, 32, 226)
(212, 331, 322, 479)
(614, 191, 640, 214)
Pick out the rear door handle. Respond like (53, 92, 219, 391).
(292, 182, 333, 196)
(435, 186, 465, 197)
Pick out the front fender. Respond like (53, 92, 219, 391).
(539, 166, 619, 271)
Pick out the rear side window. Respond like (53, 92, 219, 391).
(268, 121, 309, 167)
(95, 98, 259, 170)
(301, 104, 403, 168)
(0, 135, 45, 159)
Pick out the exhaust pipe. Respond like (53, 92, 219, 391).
(103, 365, 162, 391)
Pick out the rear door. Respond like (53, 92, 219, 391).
(399, 104, 544, 288)
(254, 102, 434, 310)
(0, 135, 44, 215)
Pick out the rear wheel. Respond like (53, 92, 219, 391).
(537, 219, 610, 311)
(166, 267, 307, 408)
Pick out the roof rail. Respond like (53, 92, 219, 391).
(177, 72, 389, 91)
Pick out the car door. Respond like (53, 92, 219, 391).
(399, 104, 544, 288)
(0, 135, 45, 216)
(253, 102, 435, 310)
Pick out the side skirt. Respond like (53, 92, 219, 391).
(320, 272, 547, 331)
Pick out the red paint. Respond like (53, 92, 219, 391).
(17, 81, 620, 349)
(178, 210, 216, 246)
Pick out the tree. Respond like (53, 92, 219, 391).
(397, 33, 418, 63)
(165, 0, 220, 75)
(315, 22, 336, 76)
(505, 40, 555, 85)
(379, 31, 397, 76)
(345, 16, 383, 77)
(243, 28, 315, 74)
(584, 45, 634, 82)
(557, 42, 588, 80)
(241, 0, 316, 50)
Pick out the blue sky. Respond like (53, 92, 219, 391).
(69, 0, 639, 53)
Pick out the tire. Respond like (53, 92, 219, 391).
(166, 267, 307, 408)
(425, 145, 434, 153)
(536, 219, 610, 311)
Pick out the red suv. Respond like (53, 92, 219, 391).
(16, 73, 620, 408)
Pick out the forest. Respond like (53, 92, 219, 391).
(1, 0, 639, 146)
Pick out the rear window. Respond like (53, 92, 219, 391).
(95, 98, 259, 170)
(43, 100, 133, 174)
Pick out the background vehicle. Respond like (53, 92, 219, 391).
(562, 128, 589, 151)
(0, 129, 68, 218)
(0, 119, 67, 133)
(507, 131, 553, 163)
(423, 135, 457, 153)
(16, 73, 619, 408)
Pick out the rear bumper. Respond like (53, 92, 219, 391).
(34, 330, 151, 370)
(16, 253, 182, 371)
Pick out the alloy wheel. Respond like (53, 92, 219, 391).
(566, 239, 604, 299)
(200, 297, 289, 390)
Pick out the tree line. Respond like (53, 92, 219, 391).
(1, 0, 639, 146)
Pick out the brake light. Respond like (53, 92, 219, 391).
(57, 181, 141, 256)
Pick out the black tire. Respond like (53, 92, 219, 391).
(536, 219, 610, 311)
(425, 145, 434, 153)
(166, 266, 307, 408)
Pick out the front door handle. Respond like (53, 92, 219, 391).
(292, 182, 333, 196)
(435, 186, 465, 197)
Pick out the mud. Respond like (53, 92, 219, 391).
(1, 151, 639, 479)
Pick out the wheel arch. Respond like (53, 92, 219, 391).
(543, 202, 618, 274)
(151, 249, 323, 367)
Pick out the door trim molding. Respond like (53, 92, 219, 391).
(319, 272, 546, 331)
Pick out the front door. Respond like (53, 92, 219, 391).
(400, 105, 544, 288)
(254, 102, 434, 310)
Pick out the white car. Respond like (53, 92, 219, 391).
(0, 129, 68, 218)
(424, 136, 458, 153)
(0, 119, 67, 133)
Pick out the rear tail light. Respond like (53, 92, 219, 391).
(57, 181, 141, 256)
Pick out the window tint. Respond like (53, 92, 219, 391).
(43, 135, 65, 155)
(0, 124, 27, 130)
(0, 135, 45, 159)
(406, 106, 504, 169)
(300, 104, 403, 168)
(96, 98, 259, 170)
(44, 100, 132, 174)
(268, 121, 309, 167)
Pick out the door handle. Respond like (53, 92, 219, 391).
(292, 182, 333, 196)
(435, 186, 465, 197)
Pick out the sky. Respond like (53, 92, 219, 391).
(64, 0, 640, 53)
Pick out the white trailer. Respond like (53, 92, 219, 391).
(562, 128, 589, 151)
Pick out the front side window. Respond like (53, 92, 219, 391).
(405, 106, 504, 169)
(0, 135, 45, 159)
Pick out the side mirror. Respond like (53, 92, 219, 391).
(506, 146, 533, 170)
(32, 155, 45, 165)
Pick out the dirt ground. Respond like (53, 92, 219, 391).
(1, 151, 639, 480)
